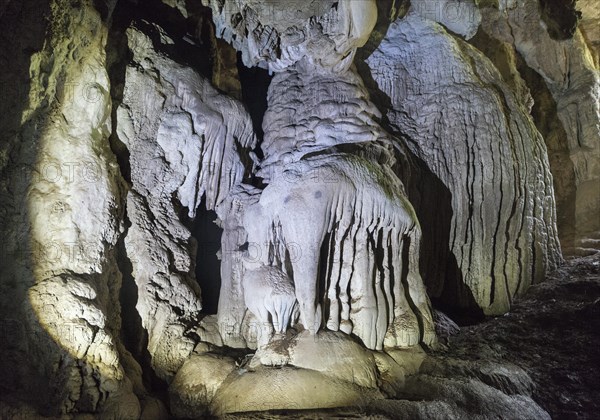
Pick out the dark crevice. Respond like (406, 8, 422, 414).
(110, 0, 215, 79)
(237, 52, 272, 157)
(400, 235, 423, 338)
(319, 230, 335, 325)
(115, 213, 169, 399)
(538, 0, 581, 40)
(190, 197, 223, 315)
(106, 0, 171, 403)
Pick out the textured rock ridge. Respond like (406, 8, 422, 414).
(476, 0, 600, 241)
(203, 0, 377, 72)
(0, 0, 139, 416)
(364, 10, 562, 314)
(117, 22, 256, 379)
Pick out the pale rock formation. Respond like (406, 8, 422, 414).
(365, 10, 562, 314)
(242, 265, 296, 344)
(203, 0, 377, 72)
(433, 310, 460, 342)
(211, 366, 383, 415)
(117, 22, 256, 378)
(578, 0, 600, 66)
(244, 152, 435, 349)
(0, 0, 140, 416)
(205, 0, 437, 352)
(215, 184, 261, 348)
(411, 0, 481, 39)
(374, 354, 549, 419)
(286, 330, 379, 388)
(169, 353, 236, 418)
(371, 375, 549, 420)
(477, 0, 600, 239)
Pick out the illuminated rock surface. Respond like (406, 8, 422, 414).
(364, 10, 562, 315)
(0, 0, 598, 418)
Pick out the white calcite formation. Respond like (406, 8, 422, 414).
(203, 0, 436, 353)
(204, 0, 377, 72)
(242, 265, 296, 340)
(3, 0, 597, 417)
(365, 9, 562, 315)
(117, 22, 256, 379)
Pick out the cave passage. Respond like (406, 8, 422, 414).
(191, 199, 223, 314)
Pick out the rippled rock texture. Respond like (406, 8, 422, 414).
(0, 0, 597, 417)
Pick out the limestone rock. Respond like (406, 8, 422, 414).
(243, 265, 297, 342)
(169, 353, 236, 417)
(0, 0, 139, 416)
(204, 1, 437, 352)
(371, 375, 549, 419)
(211, 366, 383, 415)
(117, 22, 256, 379)
(364, 11, 562, 314)
(433, 310, 460, 342)
(578, 0, 600, 66)
(411, 0, 481, 39)
(286, 330, 379, 388)
(202, 0, 377, 72)
(370, 353, 548, 419)
(477, 0, 600, 238)
(0, 0, 589, 417)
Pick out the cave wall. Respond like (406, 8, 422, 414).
(0, 0, 141, 416)
(362, 5, 562, 315)
(474, 0, 600, 243)
(0, 0, 598, 416)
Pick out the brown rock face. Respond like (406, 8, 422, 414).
(476, 0, 600, 242)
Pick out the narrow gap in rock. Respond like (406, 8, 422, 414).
(400, 234, 423, 336)
(236, 52, 272, 160)
(191, 197, 223, 315)
(106, 0, 134, 184)
(106, 0, 170, 400)
(116, 215, 169, 398)
(318, 232, 334, 326)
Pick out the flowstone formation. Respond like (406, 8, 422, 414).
(115, 0, 438, 412)
(117, 22, 257, 380)
(2, 0, 598, 418)
(363, 5, 563, 315)
(205, 0, 436, 352)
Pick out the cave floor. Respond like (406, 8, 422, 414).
(220, 252, 600, 419)
(444, 252, 600, 419)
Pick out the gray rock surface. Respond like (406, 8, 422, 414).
(364, 10, 562, 315)
(117, 22, 256, 379)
